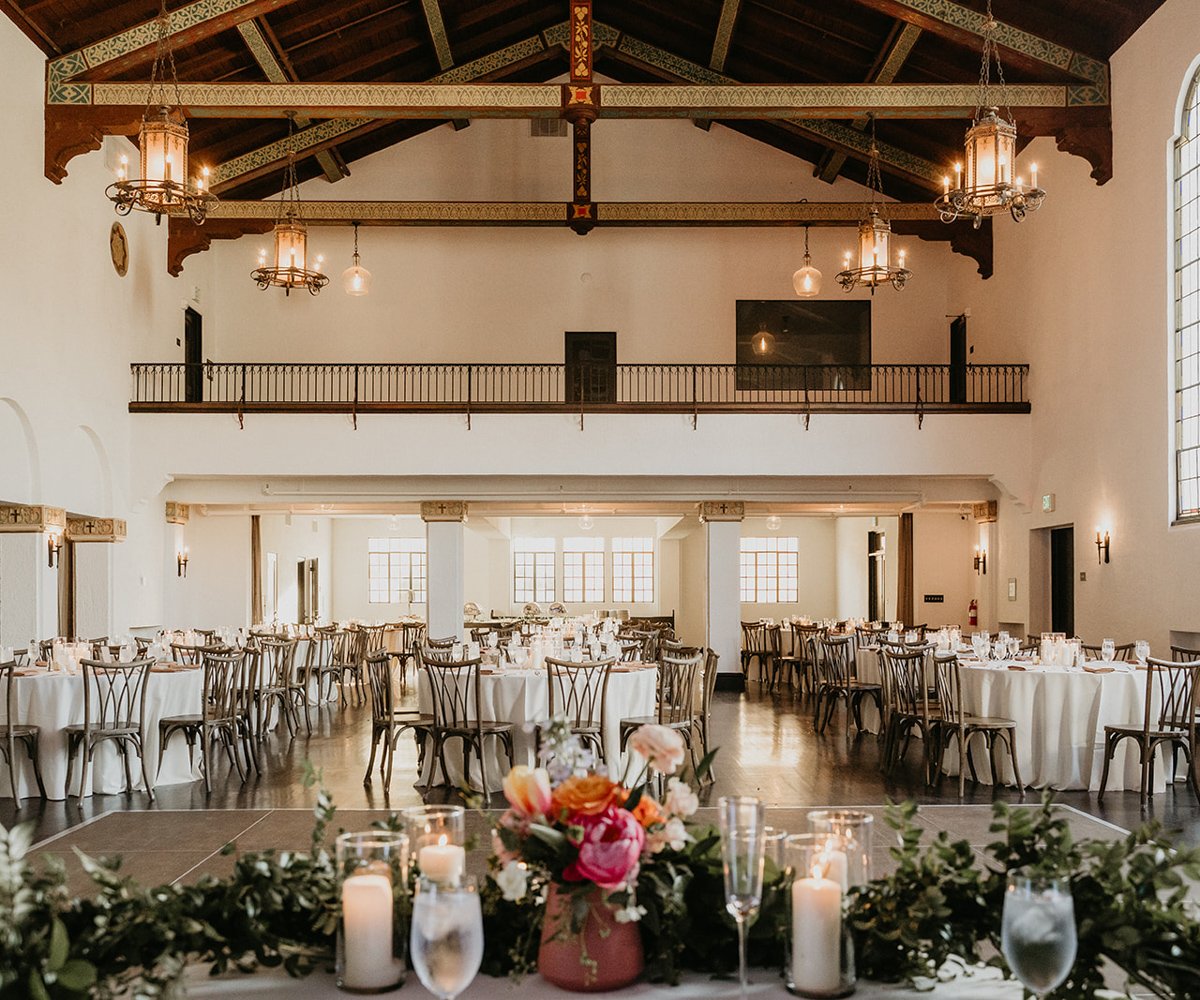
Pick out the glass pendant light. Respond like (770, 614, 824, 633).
(792, 225, 822, 297)
(935, 0, 1045, 228)
(752, 320, 776, 356)
(342, 221, 373, 296)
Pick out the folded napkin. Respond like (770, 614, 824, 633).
(1006, 663, 1028, 671)
(1083, 664, 1114, 674)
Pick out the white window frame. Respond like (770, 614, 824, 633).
(611, 537, 654, 603)
(740, 536, 799, 603)
(367, 537, 427, 604)
(563, 537, 604, 603)
(513, 538, 556, 604)
(1176, 67, 1200, 521)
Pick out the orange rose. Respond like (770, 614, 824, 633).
(552, 774, 621, 818)
(629, 794, 664, 830)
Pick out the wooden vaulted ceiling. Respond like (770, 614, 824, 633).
(6, 0, 1167, 272)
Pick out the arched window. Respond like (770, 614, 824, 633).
(1175, 70, 1200, 520)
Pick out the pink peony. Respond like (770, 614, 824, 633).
(562, 805, 646, 890)
(503, 765, 552, 818)
(628, 724, 686, 775)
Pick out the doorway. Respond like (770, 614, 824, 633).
(297, 558, 320, 624)
(57, 539, 76, 639)
(565, 332, 617, 404)
(184, 307, 203, 403)
(1049, 526, 1074, 635)
(949, 314, 967, 404)
(867, 530, 886, 621)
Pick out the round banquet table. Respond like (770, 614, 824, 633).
(417, 663, 658, 792)
(854, 649, 1160, 792)
(0, 665, 204, 800)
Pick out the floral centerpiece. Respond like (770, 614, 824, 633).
(488, 719, 708, 991)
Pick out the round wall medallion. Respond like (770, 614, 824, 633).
(109, 221, 129, 277)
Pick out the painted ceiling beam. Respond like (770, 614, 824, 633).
(816, 21, 923, 184)
(50, 80, 1073, 117)
(234, 18, 346, 183)
(419, 0, 454, 72)
(47, 0, 304, 96)
(844, 0, 1109, 106)
(709, 0, 742, 72)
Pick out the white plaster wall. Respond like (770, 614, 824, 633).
(944, 0, 1200, 650)
(330, 516, 427, 621)
(259, 514, 333, 624)
(677, 522, 708, 646)
(834, 515, 899, 621)
(163, 512, 251, 628)
(739, 516, 838, 621)
(911, 512, 977, 630)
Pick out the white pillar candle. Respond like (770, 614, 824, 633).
(341, 873, 399, 991)
(791, 872, 843, 994)
(821, 846, 849, 892)
(418, 836, 465, 884)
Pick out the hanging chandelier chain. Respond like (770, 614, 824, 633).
(866, 115, 885, 214)
(148, 0, 184, 114)
(977, 0, 1013, 123)
(281, 113, 301, 220)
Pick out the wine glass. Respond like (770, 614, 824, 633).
(1134, 640, 1150, 665)
(410, 881, 484, 1000)
(1101, 638, 1116, 663)
(1001, 874, 1077, 998)
(718, 796, 766, 1000)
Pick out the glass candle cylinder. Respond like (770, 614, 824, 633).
(402, 805, 466, 885)
(786, 834, 856, 998)
(807, 810, 873, 889)
(336, 831, 409, 994)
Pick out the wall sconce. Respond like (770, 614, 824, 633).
(47, 531, 61, 569)
(1095, 527, 1110, 565)
(974, 545, 987, 575)
(177, 547, 189, 578)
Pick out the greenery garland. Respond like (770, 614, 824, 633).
(2, 783, 1198, 999)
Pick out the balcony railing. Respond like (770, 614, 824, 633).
(129, 362, 1029, 427)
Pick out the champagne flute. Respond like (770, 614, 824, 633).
(410, 881, 484, 1000)
(718, 796, 766, 999)
(1001, 874, 1077, 998)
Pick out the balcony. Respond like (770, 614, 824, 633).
(129, 362, 1030, 427)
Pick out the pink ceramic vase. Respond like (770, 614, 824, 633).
(538, 885, 644, 992)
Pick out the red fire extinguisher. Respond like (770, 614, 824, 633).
(968, 599, 978, 627)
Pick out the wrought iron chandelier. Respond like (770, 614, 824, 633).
(251, 117, 329, 296)
(792, 224, 822, 297)
(105, 0, 214, 224)
(935, 0, 1046, 228)
(836, 121, 911, 294)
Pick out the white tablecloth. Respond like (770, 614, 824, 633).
(854, 650, 1157, 791)
(0, 667, 204, 799)
(182, 963, 1025, 998)
(417, 665, 658, 791)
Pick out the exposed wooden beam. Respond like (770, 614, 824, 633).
(419, 0, 454, 71)
(54, 80, 1072, 117)
(46, 0, 305, 96)
(709, 0, 742, 72)
(0, 0, 60, 55)
(166, 198, 990, 276)
(845, 0, 1109, 105)
(816, 21, 922, 184)
(567, 3, 595, 233)
(234, 18, 346, 183)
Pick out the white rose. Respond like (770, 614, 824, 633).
(495, 860, 529, 903)
(664, 777, 699, 818)
(662, 817, 690, 852)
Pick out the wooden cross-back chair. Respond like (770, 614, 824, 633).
(740, 622, 770, 683)
(158, 650, 249, 795)
(543, 656, 615, 766)
(813, 634, 881, 735)
(0, 659, 46, 805)
(619, 651, 703, 776)
(931, 653, 1022, 798)
(878, 646, 940, 785)
(364, 649, 434, 795)
(255, 637, 303, 740)
(65, 658, 156, 800)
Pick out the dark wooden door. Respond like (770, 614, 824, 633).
(184, 307, 203, 403)
(565, 332, 617, 404)
(1050, 527, 1074, 635)
(867, 530, 886, 621)
(950, 314, 967, 404)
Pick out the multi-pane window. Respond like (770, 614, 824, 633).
(513, 538, 555, 604)
(368, 538, 427, 604)
(563, 537, 604, 602)
(740, 536, 799, 603)
(1176, 71, 1200, 519)
(611, 537, 654, 603)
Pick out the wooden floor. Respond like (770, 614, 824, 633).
(4, 680, 1199, 848)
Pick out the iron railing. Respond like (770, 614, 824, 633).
(129, 362, 1030, 425)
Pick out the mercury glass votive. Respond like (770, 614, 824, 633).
(402, 805, 466, 885)
(336, 831, 409, 994)
(786, 834, 856, 998)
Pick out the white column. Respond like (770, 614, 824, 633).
(423, 502, 466, 642)
(701, 502, 744, 685)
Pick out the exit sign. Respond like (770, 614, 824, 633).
(923, 594, 945, 604)
(1042, 493, 1056, 513)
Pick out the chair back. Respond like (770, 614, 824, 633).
(1146, 657, 1200, 733)
(80, 658, 153, 732)
(545, 657, 614, 731)
(932, 653, 965, 729)
(856, 624, 888, 649)
(258, 638, 298, 690)
(426, 634, 458, 650)
(470, 627, 492, 645)
(793, 623, 828, 662)
(656, 652, 702, 726)
(740, 622, 767, 653)
(879, 647, 932, 723)
(1172, 645, 1200, 662)
(199, 650, 245, 724)
(171, 643, 206, 666)
(134, 636, 153, 656)
(1082, 641, 1135, 662)
(662, 638, 701, 657)
(700, 648, 720, 722)
(617, 639, 642, 663)
(1, 660, 19, 751)
(362, 624, 389, 654)
(816, 635, 855, 688)
(618, 628, 657, 661)
(365, 649, 396, 724)
(308, 628, 344, 670)
(418, 651, 483, 730)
